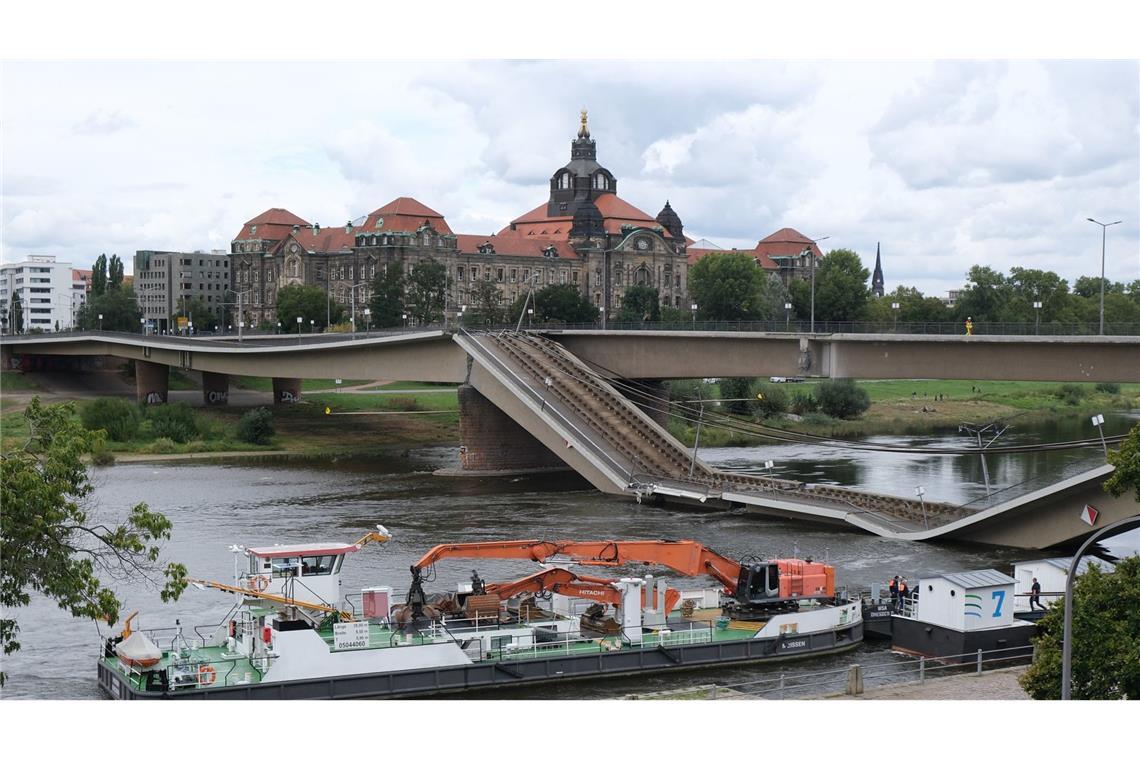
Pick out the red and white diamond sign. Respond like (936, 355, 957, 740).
(1080, 504, 1100, 526)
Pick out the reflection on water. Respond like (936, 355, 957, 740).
(3, 412, 1133, 700)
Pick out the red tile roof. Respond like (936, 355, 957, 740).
(361, 197, 453, 235)
(234, 208, 311, 242)
(454, 234, 575, 259)
(755, 227, 823, 260)
(292, 226, 356, 254)
(500, 193, 674, 239)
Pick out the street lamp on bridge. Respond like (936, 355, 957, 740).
(1086, 217, 1121, 336)
(804, 235, 829, 333)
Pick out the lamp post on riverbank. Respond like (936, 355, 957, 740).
(805, 235, 829, 333)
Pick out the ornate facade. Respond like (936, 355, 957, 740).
(228, 112, 691, 326)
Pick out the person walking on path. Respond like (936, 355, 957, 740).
(965, 317, 974, 336)
(1029, 577, 1045, 611)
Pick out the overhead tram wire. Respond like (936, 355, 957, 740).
(510, 332, 1127, 456)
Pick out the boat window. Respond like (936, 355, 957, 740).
(334, 555, 345, 574)
(491, 635, 513, 650)
(300, 555, 336, 576)
(271, 557, 300, 578)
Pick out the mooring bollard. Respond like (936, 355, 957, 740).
(919, 657, 925, 683)
(846, 664, 863, 696)
(779, 674, 785, 699)
(710, 684, 718, 700)
(976, 648, 983, 675)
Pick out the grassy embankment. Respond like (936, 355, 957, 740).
(666, 379, 1140, 447)
(0, 371, 460, 459)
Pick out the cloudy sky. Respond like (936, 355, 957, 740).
(3, 57, 1138, 297)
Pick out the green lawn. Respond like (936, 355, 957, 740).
(230, 377, 377, 391)
(0, 371, 40, 391)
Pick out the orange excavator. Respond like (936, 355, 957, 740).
(481, 566, 682, 613)
(406, 539, 834, 619)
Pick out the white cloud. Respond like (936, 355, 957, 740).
(1, 60, 1136, 298)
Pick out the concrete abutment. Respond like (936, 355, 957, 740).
(457, 384, 565, 472)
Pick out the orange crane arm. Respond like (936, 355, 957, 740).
(412, 540, 563, 570)
(483, 568, 681, 613)
(411, 539, 744, 596)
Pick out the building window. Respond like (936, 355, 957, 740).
(509, 268, 517, 283)
(572, 270, 579, 284)
(497, 268, 504, 283)
(457, 266, 464, 282)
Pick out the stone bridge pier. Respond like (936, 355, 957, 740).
(135, 360, 168, 405)
(457, 384, 564, 472)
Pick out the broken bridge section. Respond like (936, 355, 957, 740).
(453, 330, 968, 537)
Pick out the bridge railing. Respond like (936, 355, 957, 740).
(7, 320, 1140, 342)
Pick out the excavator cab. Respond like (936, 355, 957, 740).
(735, 562, 780, 605)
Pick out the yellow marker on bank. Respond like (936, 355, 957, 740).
(325, 406, 331, 415)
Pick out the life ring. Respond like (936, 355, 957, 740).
(248, 575, 268, 592)
(197, 664, 217, 686)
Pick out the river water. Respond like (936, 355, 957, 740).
(3, 412, 1135, 700)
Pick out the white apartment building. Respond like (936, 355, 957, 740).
(1, 255, 80, 333)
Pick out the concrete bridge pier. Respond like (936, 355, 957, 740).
(457, 384, 564, 472)
(202, 371, 229, 406)
(135, 360, 169, 405)
(272, 377, 302, 404)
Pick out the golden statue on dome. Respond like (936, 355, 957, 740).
(578, 108, 590, 139)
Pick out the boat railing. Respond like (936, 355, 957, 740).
(104, 638, 280, 691)
(628, 643, 1037, 700)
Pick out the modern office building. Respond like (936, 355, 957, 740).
(133, 250, 230, 332)
(1, 255, 80, 333)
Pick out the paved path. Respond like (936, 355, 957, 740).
(828, 666, 1030, 700)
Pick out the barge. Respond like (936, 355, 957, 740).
(98, 531, 863, 699)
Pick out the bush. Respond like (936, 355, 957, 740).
(236, 407, 275, 445)
(90, 448, 116, 466)
(80, 398, 142, 442)
(718, 377, 755, 415)
(1095, 382, 1121, 394)
(753, 382, 789, 418)
(146, 437, 177, 454)
(667, 379, 705, 402)
(387, 397, 424, 412)
(1056, 383, 1088, 406)
(146, 403, 198, 443)
(816, 378, 871, 419)
(790, 390, 819, 415)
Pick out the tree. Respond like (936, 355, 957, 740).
(466, 278, 505, 326)
(531, 284, 598, 324)
(816, 378, 871, 419)
(1104, 422, 1140, 501)
(368, 263, 405, 328)
(173, 297, 219, 332)
(108, 255, 125, 290)
(866, 285, 951, 324)
(812, 249, 870, 322)
(405, 258, 449, 325)
(718, 377, 755, 415)
(8, 291, 23, 334)
(77, 287, 142, 332)
(91, 254, 108, 297)
(0, 399, 187, 683)
(276, 284, 343, 333)
(688, 252, 774, 321)
(619, 285, 661, 323)
(953, 266, 1014, 323)
(1019, 555, 1140, 699)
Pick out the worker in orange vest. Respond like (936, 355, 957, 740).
(965, 317, 974, 336)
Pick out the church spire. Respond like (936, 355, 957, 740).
(871, 242, 884, 297)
